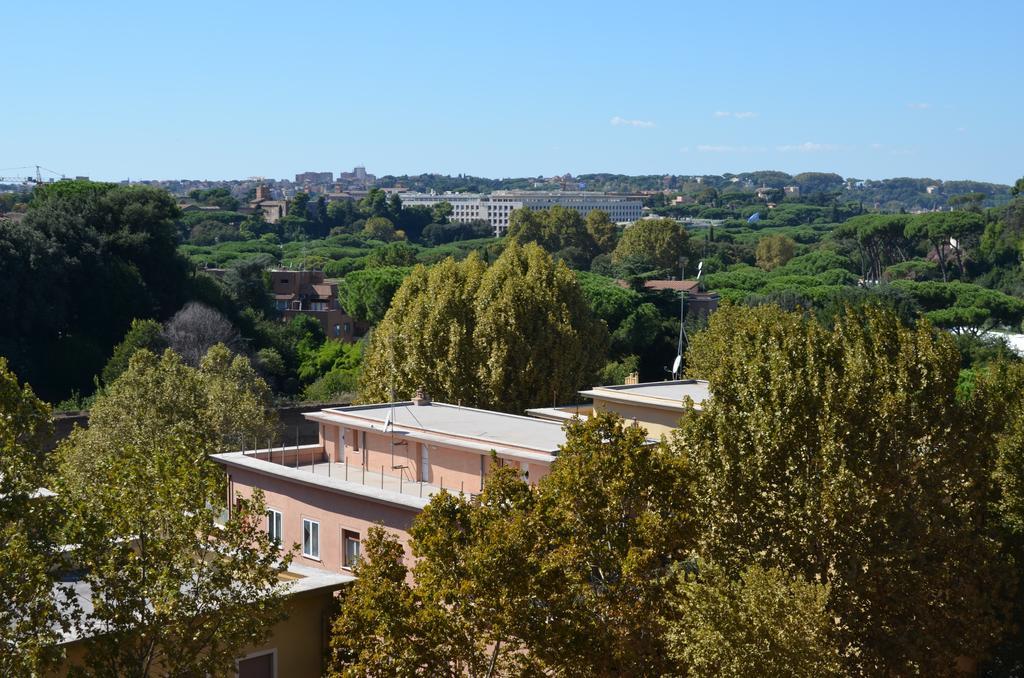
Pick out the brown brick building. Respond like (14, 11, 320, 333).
(271, 270, 357, 341)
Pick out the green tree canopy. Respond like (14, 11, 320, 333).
(0, 180, 190, 401)
(359, 242, 607, 412)
(674, 304, 1012, 673)
(754, 233, 797, 271)
(0, 358, 67, 675)
(337, 266, 411, 324)
(330, 413, 695, 676)
(100, 318, 168, 386)
(54, 347, 287, 676)
(506, 205, 599, 262)
(905, 211, 986, 281)
(611, 218, 690, 275)
(363, 215, 397, 241)
(665, 560, 842, 677)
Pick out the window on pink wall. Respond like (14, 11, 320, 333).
(303, 519, 320, 559)
(342, 529, 361, 570)
(419, 444, 430, 483)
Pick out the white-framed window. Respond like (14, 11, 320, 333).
(342, 529, 361, 570)
(302, 519, 320, 559)
(267, 509, 282, 545)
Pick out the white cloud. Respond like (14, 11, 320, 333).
(870, 143, 884, 150)
(610, 116, 655, 128)
(714, 111, 758, 119)
(907, 102, 931, 110)
(679, 146, 690, 153)
(776, 141, 845, 152)
(697, 144, 767, 153)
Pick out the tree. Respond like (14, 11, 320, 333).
(395, 205, 432, 242)
(162, 302, 243, 367)
(430, 200, 453, 225)
(0, 180, 189, 401)
(526, 413, 694, 675)
(359, 189, 391, 219)
(330, 413, 695, 676)
(328, 527, 438, 676)
(55, 348, 286, 676)
(336, 266, 410, 324)
(611, 218, 690, 274)
(585, 209, 618, 253)
(754, 233, 797, 271)
(472, 242, 607, 411)
(358, 243, 608, 412)
(674, 305, 1012, 674)
(326, 199, 359, 233)
(0, 358, 68, 675)
(506, 206, 597, 262)
(300, 340, 365, 402)
(101, 318, 168, 385)
(363, 215, 397, 241)
(888, 280, 1024, 336)
(366, 242, 419, 268)
(665, 560, 842, 677)
(906, 211, 985, 281)
(222, 255, 274, 315)
(290, 191, 310, 219)
(358, 255, 486, 408)
(832, 214, 912, 281)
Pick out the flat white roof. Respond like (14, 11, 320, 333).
(57, 561, 351, 644)
(310, 402, 569, 455)
(579, 380, 709, 411)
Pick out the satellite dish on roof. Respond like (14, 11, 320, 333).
(672, 354, 682, 377)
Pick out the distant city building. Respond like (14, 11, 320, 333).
(295, 171, 334, 186)
(783, 185, 800, 197)
(249, 184, 288, 223)
(336, 166, 376, 189)
(926, 185, 941, 194)
(251, 198, 288, 223)
(398, 190, 644, 236)
(271, 270, 357, 341)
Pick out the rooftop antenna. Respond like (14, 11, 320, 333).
(672, 260, 702, 380)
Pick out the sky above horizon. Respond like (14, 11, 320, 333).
(3, 1, 1021, 184)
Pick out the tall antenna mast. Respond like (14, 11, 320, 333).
(672, 261, 686, 379)
(672, 260, 703, 380)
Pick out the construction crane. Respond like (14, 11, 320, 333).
(0, 165, 65, 185)
(0, 175, 34, 184)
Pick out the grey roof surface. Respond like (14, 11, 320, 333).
(55, 563, 351, 644)
(321, 402, 568, 453)
(580, 380, 709, 409)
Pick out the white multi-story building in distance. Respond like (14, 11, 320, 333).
(398, 190, 643, 236)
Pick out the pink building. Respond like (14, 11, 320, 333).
(214, 392, 567, 573)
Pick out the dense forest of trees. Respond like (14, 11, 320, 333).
(2, 175, 1023, 410)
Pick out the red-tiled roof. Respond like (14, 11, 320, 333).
(643, 280, 700, 293)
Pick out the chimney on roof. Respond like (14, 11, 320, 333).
(412, 388, 431, 406)
(624, 372, 640, 385)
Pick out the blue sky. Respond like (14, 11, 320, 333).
(3, 0, 1021, 183)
